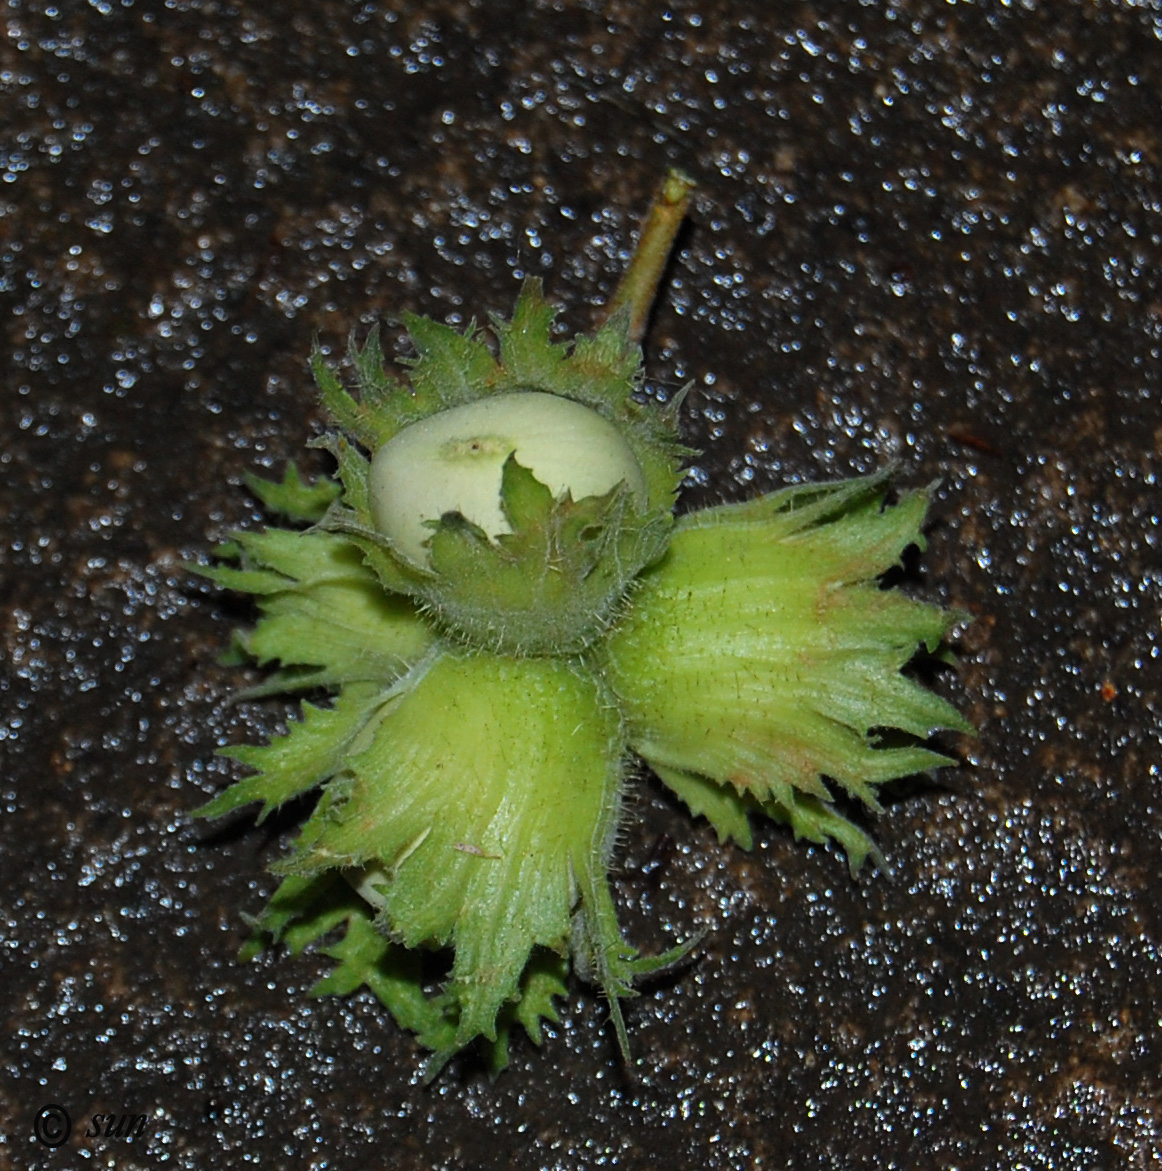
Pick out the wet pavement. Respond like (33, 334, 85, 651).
(2, 1, 1160, 1167)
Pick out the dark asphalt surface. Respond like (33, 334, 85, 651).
(2, 2, 1160, 1167)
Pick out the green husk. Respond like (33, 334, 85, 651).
(197, 632, 687, 1067)
(314, 280, 688, 654)
(237, 871, 570, 1078)
(194, 174, 971, 1074)
(601, 473, 971, 866)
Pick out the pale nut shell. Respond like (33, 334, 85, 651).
(368, 392, 648, 566)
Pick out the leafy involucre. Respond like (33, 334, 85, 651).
(238, 871, 569, 1077)
(315, 280, 687, 655)
(197, 212, 970, 1073)
(418, 455, 668, 653)
(276, 650, 649, 1052)
(200, 527, 434, 693)
(244, 461, 342, 524)
(602, 474, 971, 863)
(198, 686, 381, 823)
